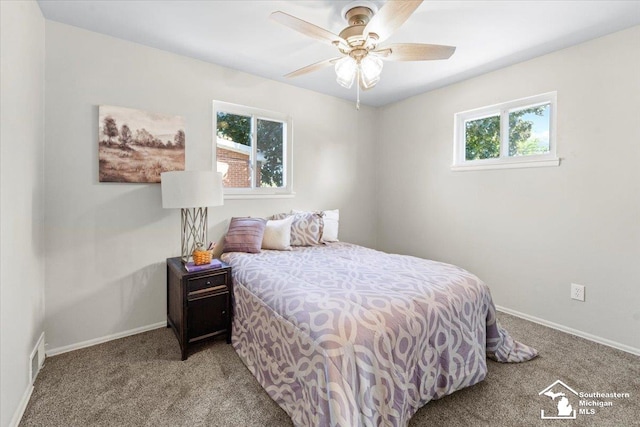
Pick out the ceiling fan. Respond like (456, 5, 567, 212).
(270, 0, 456, 108)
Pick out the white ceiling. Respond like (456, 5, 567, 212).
(37, 1, 640, 107)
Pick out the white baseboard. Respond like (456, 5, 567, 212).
(9, 384, 34, 427)
(46, 321, 166, 357)
(496, 305, 640, 356)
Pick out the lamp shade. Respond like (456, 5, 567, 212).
(161, 171, 224, 209)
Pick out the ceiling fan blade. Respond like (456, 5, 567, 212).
(364, 0, 423, 44)
(271, 11, 347, 47)
(375, 43, 456, 61)
(284, 57, 342, 78)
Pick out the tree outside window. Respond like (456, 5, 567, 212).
(214, 102, 292, 195)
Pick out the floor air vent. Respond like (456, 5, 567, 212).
(30, 334, 45, 384)
(30, 349, 40, 383)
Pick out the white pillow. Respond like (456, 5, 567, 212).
(262, 216, 294, 250)
(321, 209, 339, 242)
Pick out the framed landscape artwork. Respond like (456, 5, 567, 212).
(98, 105, 185, 183)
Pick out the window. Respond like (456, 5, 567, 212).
(214, 101, 293, 198)
(453, 92, 558, 171)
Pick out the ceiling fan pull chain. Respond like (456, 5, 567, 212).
(356, 68, 361, 110)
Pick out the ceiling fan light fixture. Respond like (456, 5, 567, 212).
(272, 0, 454, 108)
(335, 56, 357, 88)
(359, 54, 383, 89)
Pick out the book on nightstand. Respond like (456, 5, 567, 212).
(184, 259, 223, 272)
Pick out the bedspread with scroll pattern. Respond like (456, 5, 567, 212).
(222, 243, 537, 427)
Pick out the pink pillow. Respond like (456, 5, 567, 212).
(223, 217, 267, 253)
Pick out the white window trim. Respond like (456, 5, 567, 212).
(213, 101, 294, 198)
(452, 92, 559, 171)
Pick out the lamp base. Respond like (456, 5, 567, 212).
(180, 207, 208, 263)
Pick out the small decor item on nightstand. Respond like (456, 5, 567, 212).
(184, 242, 221, 272)
(184, 259, 222, 272)
(192, 242, 214, 265)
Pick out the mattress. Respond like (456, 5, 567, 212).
(222, 243, 537, 426)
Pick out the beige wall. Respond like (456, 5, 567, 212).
(44, 21, 379, 352)
(376, 26, 640, 351)
(0, 1, 46, 426)
(35, 13, 640, 362)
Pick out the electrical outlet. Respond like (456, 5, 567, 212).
(571, 283, 585, 302)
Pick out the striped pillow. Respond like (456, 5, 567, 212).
(223, 217, 267, 253)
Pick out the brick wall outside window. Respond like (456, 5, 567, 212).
(216, 147, 262, 188)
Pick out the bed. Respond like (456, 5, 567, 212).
(221, 242, 537, 427)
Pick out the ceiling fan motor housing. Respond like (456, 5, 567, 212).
(339, 3, 379, 52)
(345, 6, 373, 26)
(341, 0, 379, 21)
(339, 24, 367, 46)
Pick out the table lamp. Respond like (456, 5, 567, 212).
(161, 170, 224, 263)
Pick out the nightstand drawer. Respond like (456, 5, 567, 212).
(187, 272, 227, 293)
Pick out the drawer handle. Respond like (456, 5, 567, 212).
(206, 281, 211, 286)
(222, 311, 226, 315)
(188, 285, 227, 297)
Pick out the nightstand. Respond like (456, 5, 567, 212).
(166, 257, 232, 360)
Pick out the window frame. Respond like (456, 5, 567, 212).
(452, 92, 559, 171)
(213, 101, 293, 199)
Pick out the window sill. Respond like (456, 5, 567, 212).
(451, 157, 560, 172)
(223, 192, 296, 200)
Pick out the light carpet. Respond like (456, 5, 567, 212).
(20, 313, 639, 426)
